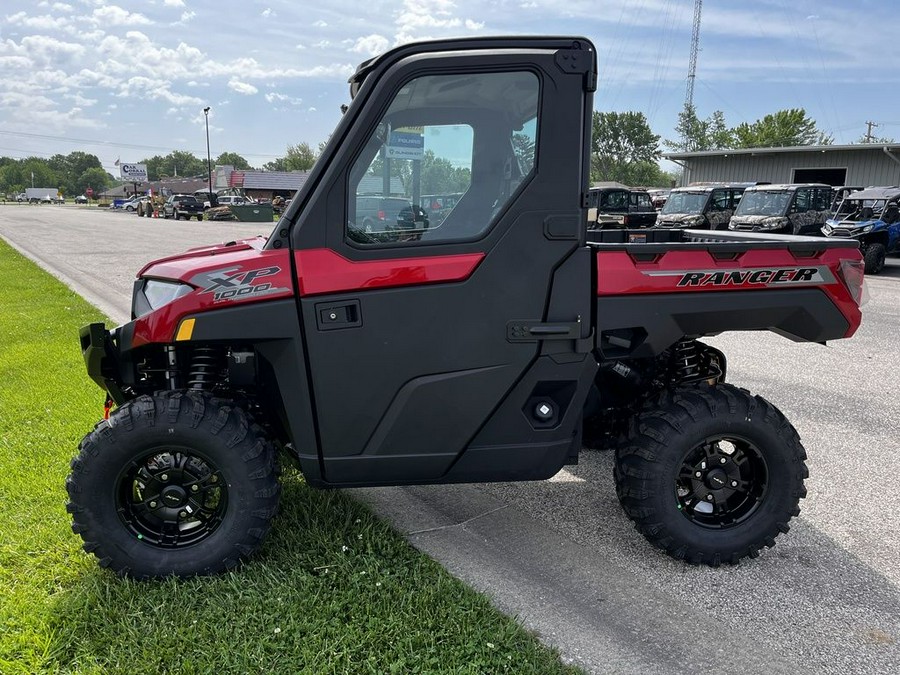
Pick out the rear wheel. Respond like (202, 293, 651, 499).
(864, 242, 886, 274)
(614, 384, 807, 565)
(67, 391, 280, 578)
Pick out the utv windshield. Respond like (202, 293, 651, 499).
(734, 191, 791, 217)
(660, 191, 708, 215)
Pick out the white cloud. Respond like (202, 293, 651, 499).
(52, 3, 74, 11)
(92, 6, 153, 27)
(164, 0, 185, 6)
(265, 92, 303, 106)
(66, 92, 98, 106)
(228, 78, 258, 95)
(3, 34, 86, 64)
(118, 75, 203, 107)
(313, 20, 327, 27)
(352, 34, 389, 56)
(178, 11, 196, 23)
(261, 8, 275, 18)
(6, 11, 72, 31)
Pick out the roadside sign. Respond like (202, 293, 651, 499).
(387, 131, 424, 161)
(120, 163, 148, 181)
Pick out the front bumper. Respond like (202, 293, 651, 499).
(79, 322, 130, 404)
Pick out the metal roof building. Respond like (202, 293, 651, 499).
(663, 144, 900, 188)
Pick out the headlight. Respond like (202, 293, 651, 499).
(137, 279, 194, 317)
(860, 224, 875, 234)
(761, 218, 789, 231)
(822, 223, 833, 235)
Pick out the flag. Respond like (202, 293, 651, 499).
(114, 157, 120, 166)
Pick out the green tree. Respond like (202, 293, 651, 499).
(262, 156, 287, 172)
(48, 151, 103, 195)
(732, 108, 832, 148)
(263, 142, 319, 172)
(75, 167, 111, 195)
(395, 151, 471, 195)
(590, 111, 661, 184)
(140, 152, 205, 180)
(666, 104, 733, 153)
(512, 133, 535, 175)
(857, 134, 895, 144)
(283, 142, 318, 171)
(21, 159, 59, 191)
(215, 152, 253, 170)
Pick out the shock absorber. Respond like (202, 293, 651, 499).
(672, 339, 701, 383)
(164, 346, 180, 390)
(187, 347, 223, 390)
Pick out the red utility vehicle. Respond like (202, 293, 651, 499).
(71, 37, 864, 578)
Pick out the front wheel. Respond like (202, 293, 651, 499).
(864, 242, 886, 274)
(614, 383, 807, 565)
(67, 391, 280, 578)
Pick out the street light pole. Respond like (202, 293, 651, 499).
(203, 106, 212, 203)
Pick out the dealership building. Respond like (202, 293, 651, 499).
(663, 143, 900, 187)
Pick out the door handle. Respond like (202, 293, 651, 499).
(315, 300, 362, 331)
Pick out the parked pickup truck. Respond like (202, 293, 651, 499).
(70, 36, 865, 579)
(162, 194, 204, 221)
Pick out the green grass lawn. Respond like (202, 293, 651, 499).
(0, 238, 581, 675)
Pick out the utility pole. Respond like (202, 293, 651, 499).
(864, 120, 878, 143)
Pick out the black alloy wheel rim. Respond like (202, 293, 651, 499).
(675, 435, 768, 529)
(116, 447, 228, 548)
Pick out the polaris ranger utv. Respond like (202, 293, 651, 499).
(70, 37, 866, 578)
(822, 186, 900, 274)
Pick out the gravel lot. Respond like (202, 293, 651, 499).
(2, 204, 898, 674)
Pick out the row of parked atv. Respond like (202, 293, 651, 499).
(587, 182, 900, 274)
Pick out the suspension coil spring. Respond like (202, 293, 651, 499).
(673, 339, 701, 382)
(187, 347, 223, 390)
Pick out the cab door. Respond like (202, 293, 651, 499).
(287, 38, 597, 485)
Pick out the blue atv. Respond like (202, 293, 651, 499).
(822, 186, 900, 274)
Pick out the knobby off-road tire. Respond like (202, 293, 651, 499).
(67, 391, 280, 579)
(864, 243, 886, 274)
(614, 383, 807, 565)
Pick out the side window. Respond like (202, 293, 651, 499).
(346, 71, 540, 245)
(711, 191, 728, 211)
(634, 193, 652, 209)
(813, 188, 830, 210)
(793, 189, 811, 212)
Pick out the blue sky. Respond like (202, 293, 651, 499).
(2, 0, 898, 177)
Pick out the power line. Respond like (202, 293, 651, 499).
(0, 129, 283, 160)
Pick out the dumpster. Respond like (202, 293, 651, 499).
(230, 204, 273, 222)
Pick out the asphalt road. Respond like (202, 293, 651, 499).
(2, 205, 898, 674)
